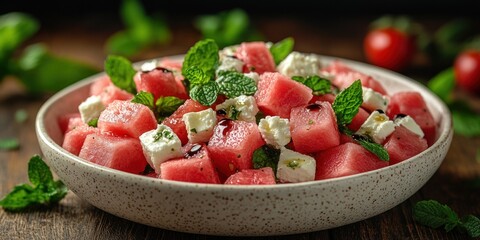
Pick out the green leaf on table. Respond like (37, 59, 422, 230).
(0, 138, 19, 150)
(182, 39, 219, 82)
(451, 107, 480, 137)
(14, 44, 98, 94)
(460, 215, 480, 238)
(428, 67, 455, 103)
(270, 37, 294, 65)
(332, 80, 363, 125)
(189, 81, 219, 106)
(413, 200, 461, 231)
(155, 96, 185, 120)
(292, 75, 331, 95)
(105, 55, 137, 94)
(216, 71, 257, 98)
(15, 109, 28, 123)
(194, 8, 262, 48)
(0, 155, 68, 212)
(252, 145, 280, 174)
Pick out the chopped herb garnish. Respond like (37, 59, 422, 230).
(87, 118, 98, 128)
(270, 37, 295, 65)
(252, 145, 281, 174)
(0, 155, 68, 212)
(190, 128, 197, 134)
(286, 159, 303, 169)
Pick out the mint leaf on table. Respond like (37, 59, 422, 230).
(461, 215, 480, 238)
(451, 107, 480, 137)
(190, 81, 219, 106)
(252, 145, 280, 174)
(292, 75, 332, 95)
(0, 155, 67, 212)
(0, 138, 19, 151)
(181, 39, 219, 82)
(155, 96, 185, 120)
(427, 67, 455, 103)
(216, 71, 257, 98)
(270, 37, 294, 65)
(332, 80, 363, 125)
(105, 55, 137, 94)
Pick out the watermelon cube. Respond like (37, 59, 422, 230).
(383, 125, 428, 165)
(99, 85, 134, 106)
(58, 113, 81, 134)
(207, 119, 265, 177)
(162, 99, 208, 145)
(386, 92, 436, 146)
(224, 167, 276, 185)
(98, 100, 157, 138)
(315, 142, 389, 180)
(79, 132, 148, 174)
(160, 158, 221, 184)
(134, 68, 185, 101)
(347, 107, 369, 132)
(255, 72, 313, 118)
(89, 75, 112, 96)
(290, 101, 340, 153)
(62, 125, 99, 155)
(235, 41, 275, 74)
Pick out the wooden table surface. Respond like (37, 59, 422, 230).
(1, 12, 479, 240)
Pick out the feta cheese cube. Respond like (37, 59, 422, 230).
(220, 46, 238, 57)
(140, 60, 158, 72)
(258, 116, 291, 149)
(277, 148, 316, 183)
(215, 95, 259, 122)
(182, 108, 217, 143)
(356, 110, 395, 144)
(78, 95, 105, 124)
(277, 51, 322, 77)
(139, 124, 183, 173)
(394, 115, 424, 138)
(244, 72, 260, 85)
(362, 87, 389, 112)
(216, 56, 244, 75)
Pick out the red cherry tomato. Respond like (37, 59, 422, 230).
(454, 50, 480, 95)
(363, 28, 415, 72)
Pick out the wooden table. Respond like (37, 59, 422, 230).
(1, 13, 479, 239)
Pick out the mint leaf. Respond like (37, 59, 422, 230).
(461, 215, 480, 237)
(292, 75, 332, 95)
(270, 37, 294, 65)
(184, 66, 210, 86)
(428, 67, 455, 103)
(156, 96, 185, 120)
(15, 109, 28, 123)
(252, 145, 280, 174)
(87, 118, 98, 127)
(452, 107, 480, 137)
(104, 55, 137, 94)
(332, 80, 363, 125)
(182, 39, 219, 81)
(356, 137, 389, 161)
(216, 71, 257, 98)
(190, 81, 219, 106)
(0, 155, 68, 212)
(413, 200, 461, 230)
(0, 138, 19, 150)
(131, 91, 155, 110)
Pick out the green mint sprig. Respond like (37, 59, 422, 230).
(270, 37, 294, 65)
(131, 91, 185, 122)
(355, 135, 390, 161)
(413, 200, 480, 238)
(104, 55, 137, 94)
(0, 155, 68, 212)
(252, 145, 281, 175)
(189, 81, 219, 106)
(216, 71, 257, 98)
(182, 39, 219, 82)
(292, 75, 332, 95)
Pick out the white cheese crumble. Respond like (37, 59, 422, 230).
(394, 115, 424, 138)
(356, 110, 395, 144)
(182, 108, 217, 143)
(277, 51, 322, 77)
(277, 148, 316, 183)
(258, 116, 291, 149)
(139, 124, 183, 173)
(215, 95, 259, 122)
(78, 95, 105, 124)
(216, 56, 244, 75)
(362, 87, 389, 112)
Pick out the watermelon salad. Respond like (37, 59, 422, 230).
(59, 38, 436, 185)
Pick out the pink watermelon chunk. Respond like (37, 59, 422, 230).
(99, 85, 134, 106)
(79, 132, 147, 174)
(160, 158, 221, 184)
(386, 92, 436, 146)
(224, 167, 276, 185)
(384, 126, 428, 165)
(235, 41, 275, 74)
(309, 93, 336, 104)
(347, 107, 369, 132)
(134, 68, 186, 100)
(89, 75, 112, 96)
(58, 113, 81, 134)
(162, 99, 208, 145)
(290, 102, 340, 153)
(207, 119, 265, 177)
(255, 72, 313, 118)
(98, 100, 157, 138)
(62, 125, 99, 155)
(315, 142, 389, 180)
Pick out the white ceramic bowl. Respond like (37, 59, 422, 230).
(36, 55, 453, 236)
